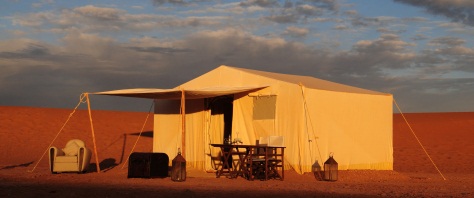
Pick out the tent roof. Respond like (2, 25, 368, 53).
(92, 86, 268, 99)
(221, 66, 389, 95)
(93, 65, 390, 99)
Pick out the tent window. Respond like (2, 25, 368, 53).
(253, 96, 276, 120)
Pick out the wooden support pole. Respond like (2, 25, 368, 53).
(181, 89, 186, 158)
(85, 93, 101, 173)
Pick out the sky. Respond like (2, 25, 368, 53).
(1, 0, 473, 113)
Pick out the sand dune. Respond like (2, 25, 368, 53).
(1, 106, 473, 197)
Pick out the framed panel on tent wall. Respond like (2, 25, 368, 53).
(251, 95, 277, 136)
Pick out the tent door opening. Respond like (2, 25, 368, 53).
(208, 95, 234, 142)
(207, 95, 234, 169)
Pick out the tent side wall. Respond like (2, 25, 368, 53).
(153, 99, 181, 158)
(233, 84, 393, 173)
(306, 89, 393, 171)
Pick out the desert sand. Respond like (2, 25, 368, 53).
(1, 106, 473, 197)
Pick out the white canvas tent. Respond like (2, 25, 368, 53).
(94, 65, 393, 174)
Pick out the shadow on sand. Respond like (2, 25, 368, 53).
(88, 158, 118, 173)
(1, 161, 34, 170)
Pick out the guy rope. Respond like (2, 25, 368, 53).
(394, 99, 446, 180)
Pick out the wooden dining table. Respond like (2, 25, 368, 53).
(210, 143, 285, 181)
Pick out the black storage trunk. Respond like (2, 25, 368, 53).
(128, 152, 169, 178)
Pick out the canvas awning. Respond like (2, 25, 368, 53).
(92, 85, 268, 159)
(92, 86, 268, 99)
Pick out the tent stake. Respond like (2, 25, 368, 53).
(85, 93, 101, 173)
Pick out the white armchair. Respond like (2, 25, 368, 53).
(49, 139, 92, 173)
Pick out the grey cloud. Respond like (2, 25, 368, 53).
(0, 43, 50, 59)
(352, 34, 414, 55)
(394, 0, 474, 26)
(344, 10, 358, 16)
(128, 46, 193, 54)
(350, 16, 381, 27)
(390, 78, 474, 112)
(376, 27, 406, 34)
(283, 1, 293, 8)
(0, 36, 181, 111)
(12, 5, 224, 34)
(13, 6, 131, 32)
(265, 14, 299, 23)
(295, 4, 324, 16)
(164, 17, 223, 27)
(333, 24, 348, 30)
(239, 0, 280, 7)
(152, 0, 189, 6)
(346, 12, 426, 32)
(283, 26, 309, 37)
(411, 34, 429, 41)
(0, 42, 75, 64)
(429, 36, 465, 46)
(420, 39, 474, 73)
(12, 12, 53, 28)
(402, 17, 428, 23)
(73, 5, 125, 22)
(303, 0, 339, 11)
(350, 16, 400, 27)
(260, 0, 339, 24)
(173, 30, 420, 92)
(1, 29, 473, 112)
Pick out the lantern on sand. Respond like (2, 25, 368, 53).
(171, 148, 186, 182)
(323, 153, 338, 181)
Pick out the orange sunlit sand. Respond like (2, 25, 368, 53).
(1, 106, 473, 197)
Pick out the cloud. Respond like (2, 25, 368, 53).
(411, 33, 429, 41)
(391, 78, 474, 112)
(283, 26, 309, 37)
(0, 28, 326, 109)
(305, 0, 339, 11)
(352, 34, 415, 56)
(429, 36, 465, 46)
(394, 0, 474, 26)
(0, 30, 419, 95)
(295, 4, 324, 16)
(11, 5, 226, 34)
(152, 0, 190, 6)
(2, 3, 474, 113)
(420, 37, 474, 73)
(128, 46, 192, 54)
(263, 0, 339, 24)
(32, 0, 54, 8)
(131, 5, 144, 9)
(0, 33, 178, 110)
(12, 12, 54, 28)
(239, 0, 280, 7)
(73, 5, 125, 21)
(265, 13, 300, 23)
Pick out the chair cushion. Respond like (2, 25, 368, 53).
(55, 156, 78, 163)
(62, 141, 80, 156)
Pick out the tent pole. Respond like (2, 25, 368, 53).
(85, 93, 101, 173)
(181, 89, 186, 158)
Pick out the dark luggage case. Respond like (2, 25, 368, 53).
(128, 152, 169, 178)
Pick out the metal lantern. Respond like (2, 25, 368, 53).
(323, 153, 338, 181)
(171, 148, 186, 182)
